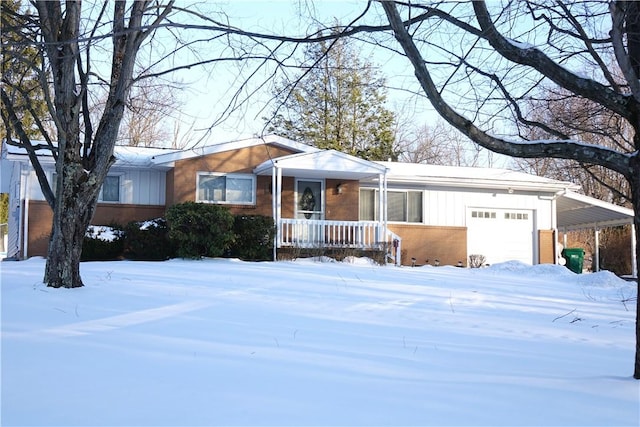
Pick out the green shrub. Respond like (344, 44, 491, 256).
(166, 202, 235, 259)
(124, 218, 174, 261)
(231, 215, 275, 261)
(81, 224, 125, 261)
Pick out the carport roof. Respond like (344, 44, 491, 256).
(557, 191, 634, 231)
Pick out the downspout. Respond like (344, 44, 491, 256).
(594, 225, 600, 272)
(22, 167, 30, 259)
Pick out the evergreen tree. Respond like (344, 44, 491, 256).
(267, 36, 397, 161)
(1, 0, 50, 140)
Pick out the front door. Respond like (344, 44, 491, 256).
(295, 179, 324, 245)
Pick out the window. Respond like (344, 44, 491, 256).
(407, 191, 423, 223)
(471, 210, 496, 219)
(504, 212, 529, 220)
(359, 189, 423, 223)
(100, 176, 120, 202)
(197, 173, 255, 205)
(388, 192, 407, 222)
(51, 172, 121, 203)
(359, 189, 378, 221)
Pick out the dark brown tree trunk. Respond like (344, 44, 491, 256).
(31, 1, 167, 288)
(630, 155, 640, 379)
(44, 192, 97, 288)
(381, 0, 640, 379)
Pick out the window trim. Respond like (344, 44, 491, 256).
(196, 172, 256, 205)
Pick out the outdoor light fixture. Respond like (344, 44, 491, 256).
(336, 183, 343, 194)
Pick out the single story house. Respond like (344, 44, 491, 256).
(1, 135, 635, 271)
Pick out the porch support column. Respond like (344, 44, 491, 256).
(378, 173, 384, 230)
(632, 224, 637, 278)
(593, 226, 600, 272)
(276, 166, 283, 256)
(272, 165, 277, 261)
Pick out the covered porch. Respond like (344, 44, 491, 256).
(254, 150, 401, 265)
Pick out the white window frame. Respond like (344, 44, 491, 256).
(99, 174, 122, 203)
(196, 172, 256, 205)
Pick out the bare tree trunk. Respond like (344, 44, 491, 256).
(381, 0, 640, 379)
(630, 157, 640, 379)
(32, 1, 172, 288)
(45, 191, 98, 287)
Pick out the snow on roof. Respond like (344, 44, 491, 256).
(375, 161, 579, 192)
(2, 140, 180, 168)
(254, 149, 387, 179)
(3, 137, 579, 193)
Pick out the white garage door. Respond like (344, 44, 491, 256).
(466, 208, 534, 265)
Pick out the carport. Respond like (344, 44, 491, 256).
(556, 190, 635, 276)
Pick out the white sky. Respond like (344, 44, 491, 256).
(161, 1, 439, 147)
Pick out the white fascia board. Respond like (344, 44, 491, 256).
(382, 175, 578, 192)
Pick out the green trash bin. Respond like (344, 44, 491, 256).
(562, 248, 585, 274)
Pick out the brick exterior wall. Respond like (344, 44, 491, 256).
(325, 179, 359, 221)
(388, 224, 468, 267)
(538, 229, 556, 264)
(169, 144, 295, 206)
(25, 200, 166, 258)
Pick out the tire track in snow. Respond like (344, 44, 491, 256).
(10, 300, 213, 338)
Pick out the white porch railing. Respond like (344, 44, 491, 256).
(278, 219, 401, 265)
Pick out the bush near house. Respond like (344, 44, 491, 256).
(124, 218, 174, 261)
(80, 212, 273, 262)
(0, 193, 8, 224)
(81, 224, 125, 261)
(231, 215, 275, 261)
(166, 202, 235, 259)
(599, 225, 632, 276)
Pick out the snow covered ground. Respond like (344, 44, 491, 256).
(1, 257, 638, 426)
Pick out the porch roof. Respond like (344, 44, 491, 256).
(254, 150, 388, 180)
(557, 191, 634, 231)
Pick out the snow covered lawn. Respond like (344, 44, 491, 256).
(1, 257, 638, 426)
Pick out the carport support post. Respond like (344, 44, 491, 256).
(632, 224, 637, 278)
(593, 226, 600, 272)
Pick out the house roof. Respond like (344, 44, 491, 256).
(253, 149, 388, 180)
(2, 140, 180, 169)
(373, 161, 580, 192)
(151, 135, 318, 165)
(557, 191, 634, 231)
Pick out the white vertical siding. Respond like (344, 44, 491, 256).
(25, 166, 166, 205)
(393, 185, 555, 229)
